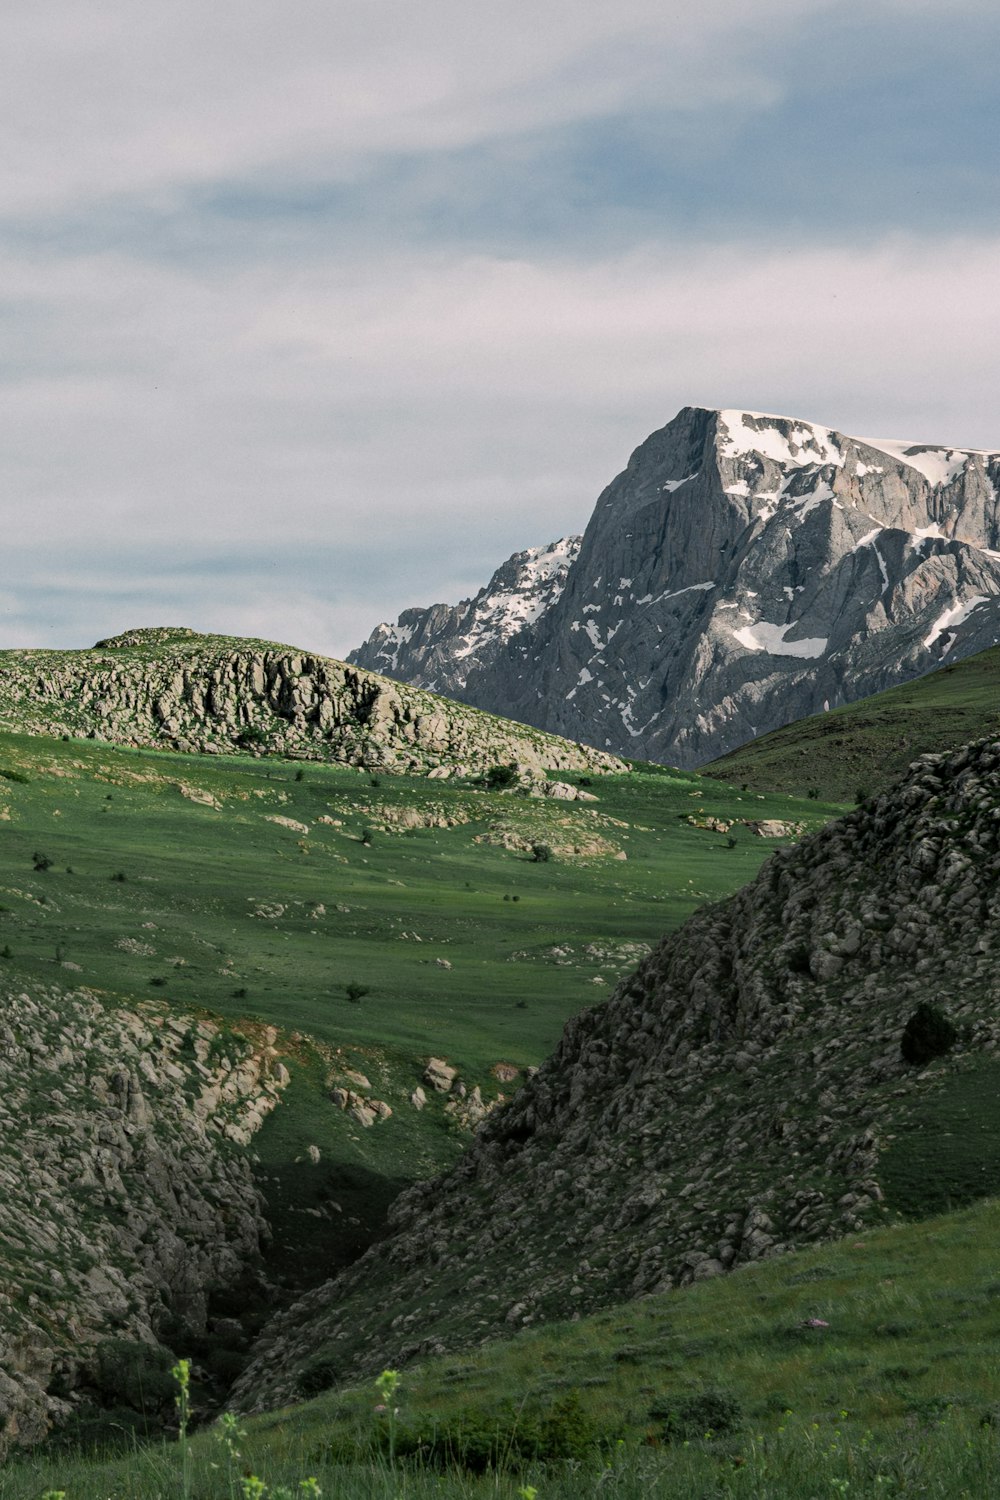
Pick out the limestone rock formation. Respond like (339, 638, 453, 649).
(235, 733, 1000, 1409)
(0, 984, 288, 1455)
(351, 407, 1000, 766)
(0, 629, 625, 779)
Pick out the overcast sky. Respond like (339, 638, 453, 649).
(4, 0, 1000, 655)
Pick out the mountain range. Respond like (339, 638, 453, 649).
(350, 407, 1000, 766)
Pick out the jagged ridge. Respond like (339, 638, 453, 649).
(236, 732, 1000, 1409)
(348, 537, 581, 694)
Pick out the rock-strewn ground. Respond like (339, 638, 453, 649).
(0, 629, 625, 778)
(236, 734, 1000, 1410)
(0, 983, 287, 1455)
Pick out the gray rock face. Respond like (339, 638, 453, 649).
(351, 408, 1000, 766)
(348, 537, 581, 693)
(0, 630, 625, 779)
(0, 984, 288, 1455)
(235, 733, 1000, 1409)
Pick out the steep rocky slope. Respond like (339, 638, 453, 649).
(0, 627, 624, 778)
(348, 537, 581, 694)
(0, 983, 287, 1455)
(352, 407, 1000, 766)
(236, 733, 1000, 1409)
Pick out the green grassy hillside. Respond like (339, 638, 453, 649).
(0, 729, 838, 1302)
(9, 1195, 1000, 1497)
(703, 644, 1000, 799)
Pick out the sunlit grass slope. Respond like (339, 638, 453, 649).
(703, 643, 1000, 800)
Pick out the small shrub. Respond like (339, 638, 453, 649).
(110, 871, 127, 882)
(239, 726, 269, 748)
(0, 768, 29, 784)
(149, 976, 167, 988)
(651, 1387, 744, 1441)
(0, 945, 12, 960)
(369, 776, 381, 787)
(360, 828, 375, 846)
(726, 836, 737, 849)
(93, 1337, 176, 1415)
(233, 986, 248, 999)
(855, 785, 870, 805)
(295, 769, 305, 782)
(901, 1001, 958, 1065)
(345, 982, 370, 1004)
(32, 851, 53, 872)
(530, 843, 552, 863)
(486, 764, 519, 791)
(350, 1389, 601, 1474)
(807, 787, 820, 800)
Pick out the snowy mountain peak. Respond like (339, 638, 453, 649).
(350, 405, 1000, 766)
(717, 409, 845, 470)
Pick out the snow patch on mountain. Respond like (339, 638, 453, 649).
(924, 595, 990, 650)
(718, 410, 845, 469)
(732, 621, 828, 658)
(861, 439, 984, 488)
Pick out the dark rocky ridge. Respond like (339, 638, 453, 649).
(236, 733, 1000, 1410)
(351, 407, 1000, 766)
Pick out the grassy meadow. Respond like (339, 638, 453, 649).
(0, 729, 839, 1296)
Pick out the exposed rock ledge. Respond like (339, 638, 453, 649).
(0, 982, 288, 1457)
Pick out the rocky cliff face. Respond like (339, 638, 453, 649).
(236, 733, 1000, 1410)
(351, 408, 1000, 766)
(0, 983, 288, 1455)
(0, 629, 625, 779)
(348, 537, 581, 695)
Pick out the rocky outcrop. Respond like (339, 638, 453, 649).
(0, 628, 625, 779)
(348, 537, 581, 693)
(0, 984, 287, 1455)
(352, 407, 1000, 766)
(236, 733, 1000, 1409)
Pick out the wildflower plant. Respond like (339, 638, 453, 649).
(374, 1367, 402, 1465)
(172, 1358, 193, 1500)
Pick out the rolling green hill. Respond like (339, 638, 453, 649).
(702, 644, 1000, 799)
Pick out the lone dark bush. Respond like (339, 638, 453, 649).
(787, 944, 812, 976)
(32, 852, 53, 872)
(530, 843, 552, 863)
(901, 1001, 958, 1065)
(345, 982, 370, 1004)
(486, 764, 518, 791)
